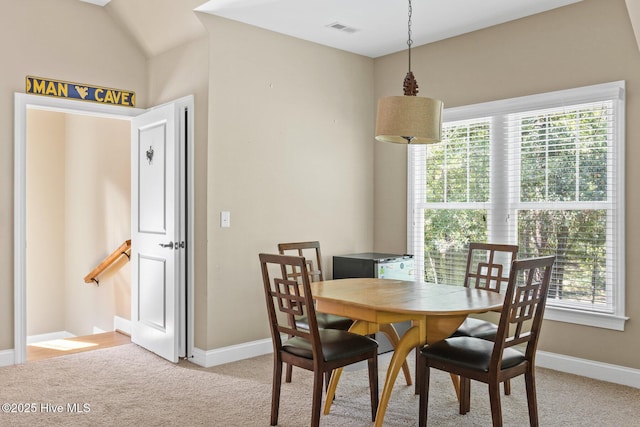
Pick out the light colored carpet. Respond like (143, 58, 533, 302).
(0, 343, 638, 426)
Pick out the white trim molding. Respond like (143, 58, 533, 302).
(0, 350, 15, 367)
(536, 350, 640, 389)
(188, 337, 640, 390)
(2, 338, 638, 390)
(189, 337, 276, 368)
(545, 307, 628, 331)
(114, 316, 132, 336)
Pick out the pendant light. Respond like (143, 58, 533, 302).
(375, 0, 443, 144)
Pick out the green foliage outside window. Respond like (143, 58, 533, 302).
(520, 107, 609, 203)
(518, 210, 607, 305)
(421, 122, 489, 285)
(419, 103, 612, 307)
(422, 209, 486, 285)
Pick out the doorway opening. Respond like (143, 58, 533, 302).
(14, 94, 194, 364)
(24, 108, 132, 361)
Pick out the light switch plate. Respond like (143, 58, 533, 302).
(220, 211, 231, 228)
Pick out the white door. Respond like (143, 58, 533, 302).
(131, 102, 184, 363)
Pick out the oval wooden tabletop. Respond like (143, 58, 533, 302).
(310, 278, 504, 316)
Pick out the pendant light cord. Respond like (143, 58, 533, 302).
(403, 0, 419, 96)
(407, 0, 413, 72)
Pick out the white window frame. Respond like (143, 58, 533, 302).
(408, 81, 627, 331)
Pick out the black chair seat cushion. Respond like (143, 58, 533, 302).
(283, 329, 378, 362)
(295, 313, 353, 331)
(452, 317, 498, 340)
(421, 337, 525, 372)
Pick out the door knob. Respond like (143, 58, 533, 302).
(159, 242, 174, 249)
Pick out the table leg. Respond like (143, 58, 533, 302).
(374, 323, 424, 427)
(416, 315, 466, 402)
(323, 320, 372, 415)
(323, 319, 415, 416)
(323, 367, 343, 414)
(379, 323, 412, 386)
(450, 373, 461, 400)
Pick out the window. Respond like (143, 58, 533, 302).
(408, 81, 627, 330)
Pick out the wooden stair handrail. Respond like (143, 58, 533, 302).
(84, 240, 131, 285)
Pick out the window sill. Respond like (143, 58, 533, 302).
(545, 306, 628, 331)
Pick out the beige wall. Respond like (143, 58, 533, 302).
(203, 14, 375, 348)
(374, 0, 640, 369)
(25, 110, 130, 337)
(26, 110, 66, 336)
(0, 0, 147, 349)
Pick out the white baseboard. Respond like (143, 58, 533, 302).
(113, 316, 131, 335)
(188, 339, 640, 390)
(189, 337, 275, 368)
(0, 349, 15, 367)
(536, 350, 640, 389)
(26, 331, 75, 344)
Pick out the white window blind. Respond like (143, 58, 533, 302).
(408, 81, 627, 330)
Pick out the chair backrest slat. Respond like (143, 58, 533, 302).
(464, 242, 519, 293)
(492, 256, 555, 365)
(260, 253, 320, 354)
(278, 241, 324, 283)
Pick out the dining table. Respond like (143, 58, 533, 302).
(310, 277, 504, 427)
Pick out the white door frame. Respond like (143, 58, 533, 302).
(13, 93, 195, 363)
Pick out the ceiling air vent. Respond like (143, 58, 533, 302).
(326, 22, 359, 34)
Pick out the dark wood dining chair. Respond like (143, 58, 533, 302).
(454, 242, 519, 337)
(414, 243, 518, 395)
(452, 242, 519, 395)
(418, 255, 555, 427)
(277, 241, 353, 385)
(259, 253, 379, 427)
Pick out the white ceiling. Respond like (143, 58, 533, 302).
(194, 0, 583, 58)
(82, 0, 584, 58)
